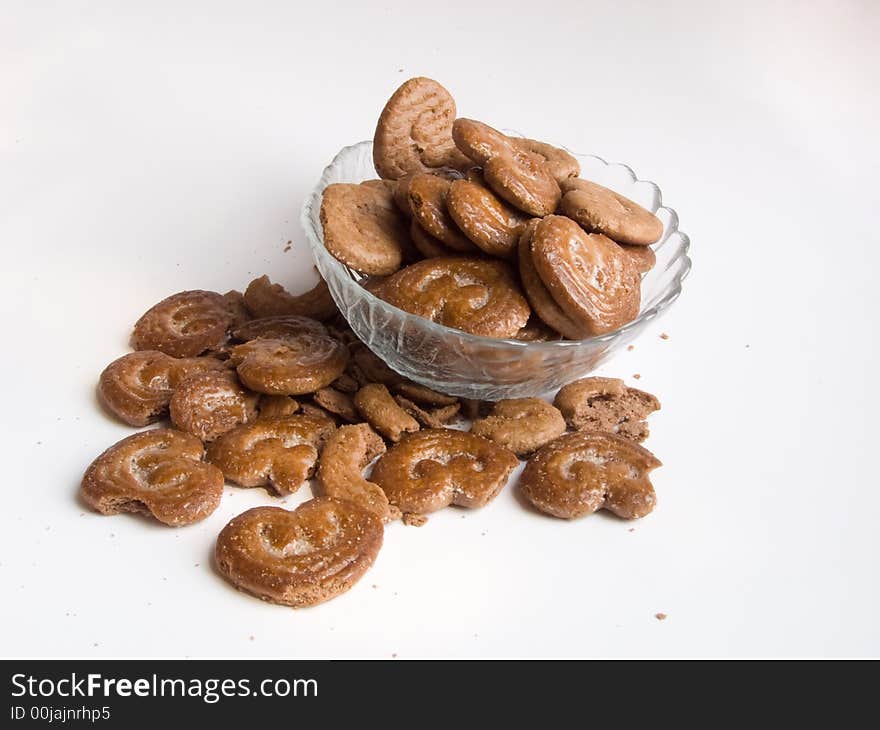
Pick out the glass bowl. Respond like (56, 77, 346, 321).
(301, 140, 691, 400)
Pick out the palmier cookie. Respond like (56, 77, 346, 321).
(517, 220, 593, 340)
(232, 314, 328, 342)
(230, 332, 348, 395)
(530, 216, 640, 336)
(98, 350, 225, 427)
(131, 290, 232, 358)
(317, 423, 398, 522)
(377, 257, 530, 338)
(553, 377, 660, 442)
(81, 429, 224, 526)
(484, 148, 561, 217)
(206, 414, 336, 495)
(447, 179, 529, 258)
(619, 243, 656, 274)
(470, 398, 566, 457)
(243, 276, 338, 321)
(370, 429, 518, 515)
(320, 182, 408, 275)
(215, 498, 383, 608)
(373, 77, 471, 180)
(409, 219, 452, 258)
(169, 369, 259, 442)
(513, 138, 580, 183)
(451, 118, 516, 165)
(407, 173, 476, 252)
(520, 430, 661, 520)
(559, 179, 663, 246)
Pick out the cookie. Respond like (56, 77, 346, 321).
(394, 395, 460, 428)
(131, 290, 232, 358)
(620, 243, 656, 273)
(407, 173, 476, 252)
(377, 257, 530, 338)
(317, 423, 398, 522)
(447, 179, 529, 258)
(215, 498, 383, 608)
(451, 118, 516, 165)
(169, 369, 259, 442)
(320, 182, 409, 275)
(222, 290, 253, 329)
(519, 430, 661, 519)
(409, 218, 452, 258)
(349, 343, 404, 386)
(257, 395, 301, 419)
(373, 77, 471, 180)
(353, 383, 420, 442)
(559, 180, 663, 246)
(230, 332, 348, 395)
(530, 215, 641, 336)
(553, 377, 660, 442)
(312, 386, 359, 423)
(513, 316, 563, 342)
(206, 414, 335, 495)
(98, 351, 225, 427)
(517, 220, 593, 340)
(371, 429, 518, 515)
(243, 276, 338, 321)
(483, 148, 561, 217)
(391, 381, 458, 407)
(513, 138, 580, 183)
(232, 314, 328, 342)
(470, 398, 566, 456)
(81, 429, 223, 526)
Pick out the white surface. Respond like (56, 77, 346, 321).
(2, 0, 878, 659)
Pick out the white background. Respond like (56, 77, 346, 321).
(2, 0, 878, 658)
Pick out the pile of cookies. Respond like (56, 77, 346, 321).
(319, 77, 664, 340)
(81, 274, 663, 609)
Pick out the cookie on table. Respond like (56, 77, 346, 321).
(215, 498, 383, 608)
(553, 376, 660, 442)
(81, 429, 224, 526)
(520, 430, 661, 520)
(371, 429, 518, 515)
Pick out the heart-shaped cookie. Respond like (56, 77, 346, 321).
(216, 498, 384, 608)
(80, 429, 224, 526)
(519, 430, 661, 520)
(206, 414, 336, 495)
(370, 428, 518, 515)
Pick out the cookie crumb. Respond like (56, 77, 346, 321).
(283, 241, 292, 252)
(654, 612, 668, 621)
(659, 332, 669, 340)
(632, 374, 641, 380)
(402, 512, 428, 527)
(627, 345, 635, 351)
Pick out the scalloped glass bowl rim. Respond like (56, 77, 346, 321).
(301, 139, 692, 351)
